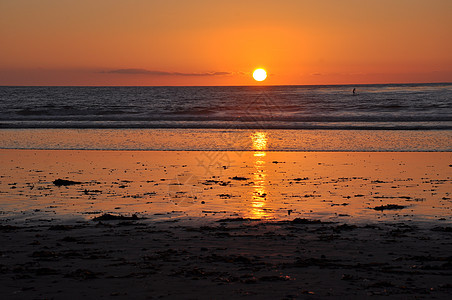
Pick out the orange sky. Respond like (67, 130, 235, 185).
(0, 0, 451, 86)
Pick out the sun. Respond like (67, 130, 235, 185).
(253, 68, 267, 82)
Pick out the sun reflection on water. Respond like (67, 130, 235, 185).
(251, 132, 268, 151)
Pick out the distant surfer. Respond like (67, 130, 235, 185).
(352, 88, 356, 95)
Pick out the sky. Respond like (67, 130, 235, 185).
(0, 0, 451, 86)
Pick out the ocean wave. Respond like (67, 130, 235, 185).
(1, 84, 451, 130)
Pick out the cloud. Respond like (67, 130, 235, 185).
(105, 68, 232, 76)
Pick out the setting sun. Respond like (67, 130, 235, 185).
(253, 69, 267, 82)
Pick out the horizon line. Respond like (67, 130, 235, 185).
(1, 81, 451, 88)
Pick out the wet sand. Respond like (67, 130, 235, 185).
(0, 150, 451, 298)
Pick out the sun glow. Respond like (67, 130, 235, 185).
(253, 68, 267, 82)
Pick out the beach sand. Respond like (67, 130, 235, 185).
(1, 150, 451, 298)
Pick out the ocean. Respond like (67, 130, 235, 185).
(0, 83, 451, 151)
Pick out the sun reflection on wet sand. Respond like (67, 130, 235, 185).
(0, 149, 451, 224)
(248, 132, 270, 219)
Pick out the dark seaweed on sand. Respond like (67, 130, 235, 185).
(92, 213, 142, 221)
(53, 179, 82, 186)
(373, 204, 406, 211)
(216, 217, 258, 222)
(284, 218, 333, 224)
(230, 176, 249, 181)
(293, 177, 309, 181)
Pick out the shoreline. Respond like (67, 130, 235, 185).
(1, 148, 452, 153)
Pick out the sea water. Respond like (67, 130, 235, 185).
(0, 83, 451, 151)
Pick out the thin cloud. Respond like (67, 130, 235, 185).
(105, 68, 232, 76)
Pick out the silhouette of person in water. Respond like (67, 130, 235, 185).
(352, 88, 356, 96)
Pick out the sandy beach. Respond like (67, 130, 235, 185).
(1, 215, 452, 299)
(1, 149, 451, 298)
